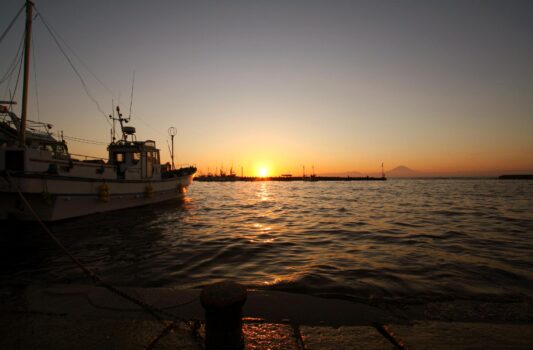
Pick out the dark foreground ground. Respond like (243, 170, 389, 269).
(1, 284, 532, 349)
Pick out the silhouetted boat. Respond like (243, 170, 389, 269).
(0, 1, 196, 221)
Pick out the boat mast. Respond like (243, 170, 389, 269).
(19, 0, 34, 147)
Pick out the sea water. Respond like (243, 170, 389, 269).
(2, 179, 532, 305)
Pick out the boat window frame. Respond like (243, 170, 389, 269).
(114, 152, 125, 163)
(132, 152, 141, 165)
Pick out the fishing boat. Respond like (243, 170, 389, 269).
(0, 1, 196, 221)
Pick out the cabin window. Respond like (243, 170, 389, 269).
(115, 153, 125, 163)
(55, 144, 68, 156)
(132, 152, 141, 164)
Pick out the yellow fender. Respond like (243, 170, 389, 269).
(145, 184, 154, 198)
(98, 183, 110, 202)
(41, 191, 53, 205)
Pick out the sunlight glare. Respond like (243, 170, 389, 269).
(258, 166, 269, 177)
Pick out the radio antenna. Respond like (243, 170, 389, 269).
(168, 127, 177, 170)
(128, 71, 135, 120)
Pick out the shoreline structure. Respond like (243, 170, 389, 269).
(195, 175, 387, 182)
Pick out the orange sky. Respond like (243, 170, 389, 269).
(2, 1, 532, 177)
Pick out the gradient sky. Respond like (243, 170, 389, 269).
(1, 0, 532, 176)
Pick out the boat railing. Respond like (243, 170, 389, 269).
(1, 112, 55, 137)
(175, 163, 196, 170)
(70, 153, 109, 163)
(0, 112, 18, 128)
(26, 128, 53, 138)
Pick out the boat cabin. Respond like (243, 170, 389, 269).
(108, 140, 161, 180)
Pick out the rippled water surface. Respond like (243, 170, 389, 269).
(2, 179, 533, 304)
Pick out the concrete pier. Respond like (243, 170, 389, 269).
(1, 284, 532, 349)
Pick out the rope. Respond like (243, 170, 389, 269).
(145, 321, 180, 350)
(128, 71, 135, 119)
(4, 171, 203, 347)
(63, 135, 108, 145)
(0, 32, 25, 85)
(0, 4, 25, 45)
(7, 46, 24, 108)
(133, 114, 169, 139)
(373, 323, 410, 350)
(290, 320, 307, 350)
(145, 319, 202, 350)
(34, 13, 117, 101)
(35, 11, 112, 127)
(38, 7, 169, 144)
(1, 33, 24, 104)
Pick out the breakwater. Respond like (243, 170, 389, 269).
(195, 175, 386, 182)
(499, 174, 533, 180)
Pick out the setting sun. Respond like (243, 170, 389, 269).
(258, 167, 269, 178)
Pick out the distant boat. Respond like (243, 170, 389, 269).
(0, 1, 196, 221)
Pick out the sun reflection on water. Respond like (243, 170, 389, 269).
(249, 223, 274, 243)
(257, 182, 269, 201)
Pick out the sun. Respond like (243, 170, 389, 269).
(258, 167, 269, 177)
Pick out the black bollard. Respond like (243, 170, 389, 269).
(200, 281, 247, 350)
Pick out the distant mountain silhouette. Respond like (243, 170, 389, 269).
(386, 165, 421, 177)
(321, 166, 533, 178)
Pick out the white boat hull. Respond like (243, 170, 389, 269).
(0, 173, 194, 221)
(1, 2, 198, 223)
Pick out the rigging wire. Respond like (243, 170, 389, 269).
(0, 5, 25, 107)
(35, 10, 112, 127)
(0, 32, 25, 86)
(117, 72, 168, 140)
(0, 4, 24, 46)
(63, 135, 107, 145)
(2, 5, 169, 144)
(7, 44, 24, 110)
(128, 71, 135, 119)
(37, 16, 117, 101)
(0, 32, 24, 108)
(131, 113, 170, 140)
(139, 117, 167, 138)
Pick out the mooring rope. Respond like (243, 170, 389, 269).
(5, 171, 416, 350)
(5, 171, 203, 348)
(373, 322, 410, 350)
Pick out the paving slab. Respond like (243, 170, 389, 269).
(246, 289, 395, 326)
(0, 314, 200, 350)
(244, 322, 300, 350)
(2, 284, 533, 349)
(15, 284, 397, 324)
(300, 325, 393, 350)
(23, 284, 202, 320)
(391, 321, 533, 350)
